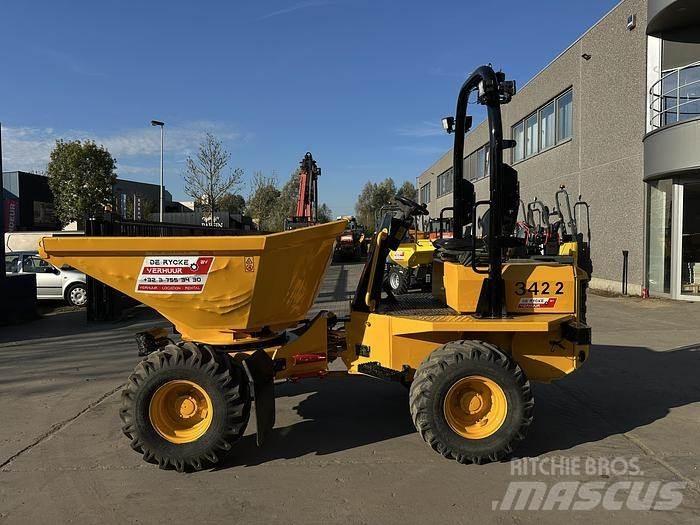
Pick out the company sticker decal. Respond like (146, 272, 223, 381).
(135, 256, 215, 294)
(518, 297, 557, 308)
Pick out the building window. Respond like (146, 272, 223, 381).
(540, 101, 555, 150)
(467, 153, 477, 181)
(525, 113, 539, 157)
(476, 146, 487, 179)
(436, 168, 453, 198)
(420, 182, 431, 204)
(511, 88, 573, 163)
(463, 144, 489, 181)
(557, 90, 573, 142)
(512, 121, 524, 163)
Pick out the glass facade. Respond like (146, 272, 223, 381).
(681, 182, 700, 296)
(646, 180, 673, 294)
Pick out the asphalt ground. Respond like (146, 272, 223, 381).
(1, 261, 699, 524)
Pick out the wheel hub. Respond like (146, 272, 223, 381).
(443, 375, 507, 440)
(149, 380, 213, 444)
(390, 273, 400, 288)
(70, 287, 87, 306)
(177, 395, 198, 418)
(462, 391, 484, 414)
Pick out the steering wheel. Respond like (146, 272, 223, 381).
(394, 195, 428, 216)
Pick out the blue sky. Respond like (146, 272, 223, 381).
(0, 0, 617, 215)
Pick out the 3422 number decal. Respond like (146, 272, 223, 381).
(514, 281, 564, 295)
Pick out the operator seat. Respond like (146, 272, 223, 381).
(433, 178, 477, 264)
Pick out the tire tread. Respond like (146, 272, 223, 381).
(409, 340, 534, 465)
(119, 343, 250, 472)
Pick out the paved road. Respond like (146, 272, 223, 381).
(1, 261, 700, 524)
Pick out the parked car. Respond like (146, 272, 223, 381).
(4, 251, 88, 307)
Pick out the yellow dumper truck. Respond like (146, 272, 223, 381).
(385, 237, 435, 294)
(40, 66, 591, 472)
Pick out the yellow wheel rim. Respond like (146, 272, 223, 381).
(443, 375, 507, 439)
(149, 380, 213, 444)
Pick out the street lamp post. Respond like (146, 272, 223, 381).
(150, 120, 165, 222)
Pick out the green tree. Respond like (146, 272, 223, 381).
(47, 140, 117, 225)
(397, 180, 417, 201)
(355, 181, 376, 229)
(183, 132, 244, 211)
(218, 192, 246, 214)
(354, 177, 397, 230)
(272, 169, 301, 229)
(246, 171, 280, 231)
(373, 178, 397, 212)
(317, 203, 333, 223)
(141, 198, 156, 219)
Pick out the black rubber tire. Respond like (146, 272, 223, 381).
(120, 343, 251, 472)
(409, 340, 533, 464)
(64, 282, 88, 307)
(387, 266, 409, 295)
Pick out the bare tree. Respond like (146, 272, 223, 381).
(183, 132, 243, 211)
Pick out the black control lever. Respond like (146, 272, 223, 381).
(393, 195, 428, 220)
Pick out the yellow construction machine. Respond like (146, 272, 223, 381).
(385, 237, 434, 294)
(40, 65, 591, 472)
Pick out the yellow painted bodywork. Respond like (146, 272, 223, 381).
(344, 225, 590, 385)
(443, 261, 578, 314)
(38, 221, 347, 345)
(343, 309, 586, 382)
(267, 312, 332, 380)
(388, 239, 434, 269)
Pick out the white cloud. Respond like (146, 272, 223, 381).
(392, 144, 447, 156)
(1, 122, 248, 174)
(395, 120, 445, 138)
(259, 0, 336, 20)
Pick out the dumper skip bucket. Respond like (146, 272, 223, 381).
(39, 220, 347, 344)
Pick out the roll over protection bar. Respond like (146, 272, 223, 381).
(450, 65, 516, 318)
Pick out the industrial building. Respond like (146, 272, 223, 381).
(2, 171, 175, 231)
(417, 0, 700, 300)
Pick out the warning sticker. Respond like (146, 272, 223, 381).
(135, 256, 215, 294)
(518, 297, 557, 309)
(244, 257, 255, 272)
